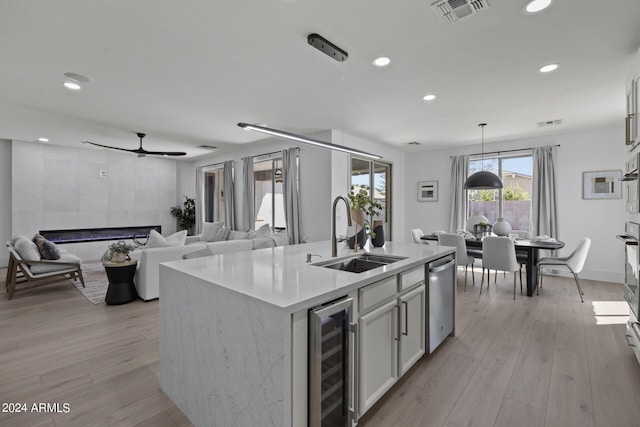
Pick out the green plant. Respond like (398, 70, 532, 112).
(108, 241, 135, 255)
(170, 196, 196, 231)
(347, 185, 382, 218)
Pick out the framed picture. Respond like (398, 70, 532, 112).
(582, 170, 622, 199)
(418, 180, 438, 202)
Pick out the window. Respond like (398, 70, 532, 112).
(467, 154, 532, 231)
(254, 157, 285, 231)
(351, 157, 392, 239)
(203, 166, 225, 223)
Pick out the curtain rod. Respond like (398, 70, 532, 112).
(241, 146, 299, 161)
(451, 144, 560, 158)
(201, 160, 233, 169)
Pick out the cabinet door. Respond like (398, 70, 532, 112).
(399, 284, 426, 376)
(359, 299, 398, 415)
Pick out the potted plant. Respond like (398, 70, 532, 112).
(347, 185, 383, 248)
(170, 196, 196, 234)
(108, 240, 136, 263)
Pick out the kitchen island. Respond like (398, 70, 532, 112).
(159, 241, 455, 427)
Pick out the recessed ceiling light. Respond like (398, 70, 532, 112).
(423, 94, 436, 101)
(37, 137, 49, 142)
(372, 57, 391, 67)
(524, 0, 552, 13)
(63, 81, 82, 90)
(538, 63, 559, 73)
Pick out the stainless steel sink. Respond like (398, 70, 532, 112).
(313, 254, 407, 273)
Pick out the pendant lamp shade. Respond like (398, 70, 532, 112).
(463, 123, 503, 190)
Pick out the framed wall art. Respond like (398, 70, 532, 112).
(418, 180, 438, 202)
(582, 170, 622, 199)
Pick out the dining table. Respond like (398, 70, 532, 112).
(420, 234, 565, 297)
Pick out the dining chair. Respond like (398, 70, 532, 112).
(438, 233, 476, 291)
(537, 237, 591, 302)
(480, 236, 522, 300)
(411, 228, 429, 244)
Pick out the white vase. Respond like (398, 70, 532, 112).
(466, 213, 489, 233)
(493, 217, 512, 236)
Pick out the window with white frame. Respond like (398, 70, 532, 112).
(467, 153, 532, 232)
(351, 157, 392, 239)
(203, 166, 225, 223)
(253, 157, 286, 231)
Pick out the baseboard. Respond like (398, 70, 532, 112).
(545, 268, 623, 285)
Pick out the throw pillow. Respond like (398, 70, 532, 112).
(228, 230, 249, 240)
(209, 226, 231, 242)
(201, 221, 225, 242)
(254, 224, 272, 238)
(13, 236, 41, 262)
(146, 229, 188, 248)
(32, 234, 61, 260)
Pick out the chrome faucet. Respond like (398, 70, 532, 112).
(332, 196, 352, 257)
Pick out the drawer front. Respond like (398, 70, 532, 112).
(359, 276, 398, 313)
(399, 265, 425, 292)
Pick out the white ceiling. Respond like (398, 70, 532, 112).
(1, 0, 639, 159)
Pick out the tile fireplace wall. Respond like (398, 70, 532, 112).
(11, 140, 178, 261)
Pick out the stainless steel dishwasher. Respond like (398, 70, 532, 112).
(427, 255, 456, 353)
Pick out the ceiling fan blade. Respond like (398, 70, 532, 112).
(82, 140, 136, 153)
(142, 150, 187, 156)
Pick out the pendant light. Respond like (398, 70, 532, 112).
(463, 123, 503, 190)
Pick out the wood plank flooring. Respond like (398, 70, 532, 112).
(1, 268, 639, 426)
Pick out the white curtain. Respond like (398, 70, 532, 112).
(532, 146, 559, 238)
(282, 148, 302, 244)
(449, 155, 469, 232)
(242, 156, 255, 232)
(195, 165, 203, 235)
(223, 161, 236, 230)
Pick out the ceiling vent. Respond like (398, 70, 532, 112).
(431, 0, 489, 23)
(198, 145, 218, 150)
(537, 119, 562, 127)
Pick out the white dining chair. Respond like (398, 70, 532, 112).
(411, 228, 429, 244)
(537, 237, 591, 302)
(480, 236, 522, 300)
(438, 233, 476, 291)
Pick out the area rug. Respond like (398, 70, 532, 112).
(73, 260, 109, 304)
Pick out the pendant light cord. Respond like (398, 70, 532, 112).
(479, 123, 486, 171)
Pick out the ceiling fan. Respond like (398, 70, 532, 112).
(82, 132, 186, 157)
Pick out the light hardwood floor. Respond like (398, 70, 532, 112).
(1, 268, 639, 427)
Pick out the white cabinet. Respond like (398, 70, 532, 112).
(359, 299, 398, 413)
(357, 266, 427, 416)
(399, 285, 426, 375)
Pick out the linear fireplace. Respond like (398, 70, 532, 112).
(39, 225, 161, 244)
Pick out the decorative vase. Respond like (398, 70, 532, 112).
(347, 227, 368, 249)
(371, 221, 385, 247)
(351, 209, 366, 227)
(492, 217, 512, 236)
(466, 213, 489, 233)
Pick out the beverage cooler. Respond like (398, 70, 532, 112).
(308, 296, 357, 427)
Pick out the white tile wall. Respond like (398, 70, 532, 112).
(11, 141, 178, 260)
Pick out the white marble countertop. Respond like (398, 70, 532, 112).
(161, 241, 455, 313)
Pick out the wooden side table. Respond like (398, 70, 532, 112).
(103, 260, 138, 305)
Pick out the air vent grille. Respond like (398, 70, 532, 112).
(431, 0, 489, 23)
(198, 145, 218, 150)
(537, 119, 563, 127)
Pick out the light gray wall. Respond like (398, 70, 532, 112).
(404, 124, 627, 283)
(177, 132, 332, 242)
(11, 140, 178, 261)
(0, 139, 11, 267)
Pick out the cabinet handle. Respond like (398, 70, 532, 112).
(402, 301, 409, 336)
(627, 115, 634, 145)
(395, 305, 401, 341)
